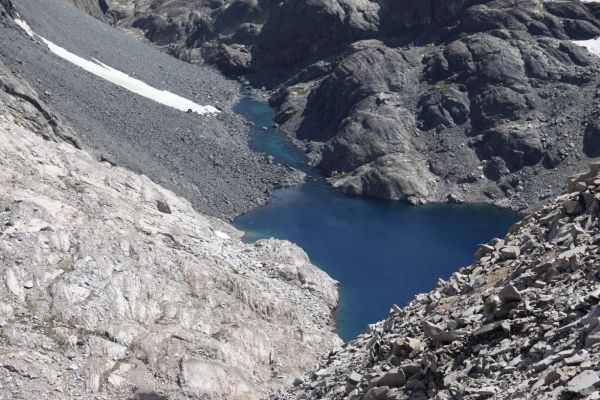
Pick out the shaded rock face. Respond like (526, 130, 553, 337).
(256, 0, 479, 67)
(92, 0, 600, 212)
(100, 0, 278, 67)
(0, 59, 80, 148)
(0, 61, 341, 399)
(68, 0, 110, 20)
(272, 162, 600, 400)
(282, 0, 600, 210)
(584, 118, 600, 158)
(0, 0, 13, 18)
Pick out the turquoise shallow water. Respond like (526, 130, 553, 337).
(233, 97, 518, 341)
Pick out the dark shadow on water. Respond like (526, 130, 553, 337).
(233, 97, 519, 341)
(233, 96, 309, 172)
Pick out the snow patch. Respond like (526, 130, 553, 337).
(572, 37, 600, 57)
(14, 19, 219, 115)
(215, 230, 231, 240)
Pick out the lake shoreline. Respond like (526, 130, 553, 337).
(233, 96, 519, 340)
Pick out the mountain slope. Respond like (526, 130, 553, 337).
(92, 0, 600, 213)
(1, 0, 302, 220)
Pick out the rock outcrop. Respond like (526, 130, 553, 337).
(89, 0, 600, 213)
(268, 0, 600, 212)
(0, 58, 340, 399)
(272, 162, 600, 399)
(0, 59, 80, 149)
(1, 1, 78, 146)
(68, 0, 110, 21)
(0, 0, 13, 17)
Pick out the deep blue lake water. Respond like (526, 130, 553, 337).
(233, 97, 518, 341)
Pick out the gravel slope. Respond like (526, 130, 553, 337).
(0, 0, 300, 220)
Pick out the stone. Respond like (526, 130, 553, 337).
(23, 280, 33, 289)
(363, 386, 391, 400)
(392, 338, 423, 359)
(156, 200, 171, 214)
(466, 386, 498, 398)
(470, 275, 486, 289)
(368, 369, 405, 389)
(347, 371, 362, 385)
(483, 295, 501, 315)
(472, 321, 510, 337)
(545, 368, 568, 385)
(566, 370, 600, 395)
(565, 353, 587, 365)
(500, 246, 520, 260)
(563, 199, 583, 215)
(558, 245, 587, 261)
(422, 321, 467, 343)
(475, 244, 495, 260)
(390, 304, 403, 316)
(585, 332, 600, 348)
(532, 355, 560, 372)
(498, 284, 522, 303)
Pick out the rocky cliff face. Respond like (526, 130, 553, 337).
(0, 59, 80, 149)
(0, 0, 13, 17)
(89, 0, 600, 213)
(0, 58, 341, 399)
(68, 0, 110, 20)
(271, 162, 600, 399)
(267, 0, 600, 212)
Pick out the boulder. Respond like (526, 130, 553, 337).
(499, 284, 522, 303)
(422, 321, 467, 343)
(368, 369, 406, 389)
(392, 338, 423, 359)
(364, 386, 391, 400)
(566, 370, 600, 396)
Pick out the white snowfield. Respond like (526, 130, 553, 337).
(14, 18, 220, 115)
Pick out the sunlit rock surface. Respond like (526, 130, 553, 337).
(0, 58, 340, 399)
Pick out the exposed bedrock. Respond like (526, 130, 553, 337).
(0, 49, 340, 399)
(268, 0, 600, 210)
(66, 0, 110, 21)
(0, 0, 13, 17)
